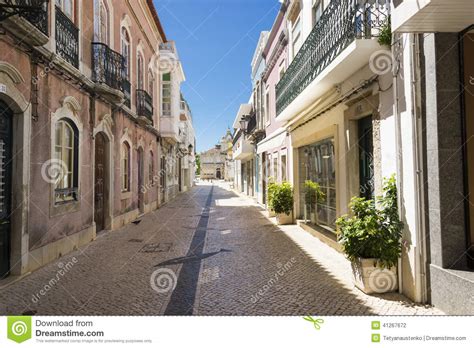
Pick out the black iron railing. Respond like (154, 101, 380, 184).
(54, 187, 78, 204)
(55, 6, 79, 68)
(136, 89, 153, 121)
(123, 79, 131, 108)
(16, 0, 49, 35)
(275, 0, 389, 116)
(91, 42, 125, 91)
(247, 113, 256, 134)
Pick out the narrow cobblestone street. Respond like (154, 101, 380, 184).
(0, 183, 442, 316)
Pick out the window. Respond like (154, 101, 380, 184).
(291, 16, 302, 58)
(299, 138, 336, 229)
(273, 155, 278, 181)
(312, 0, 324, 27)
(149, 151, 154, 184)
(162, 73, 171, 116)
(137, 53, 144, 90)
(278, 60, 286, 81)
(54, 119, 78, 203)
(121, 28, 131, 79)
(148, 70, 154, 97)
(265, 91, 270, 124)
(121, 142, 130, 192)
(94, 0, 108, 43)
(281, 154, 287, 182)
(56, 0, 73, 19)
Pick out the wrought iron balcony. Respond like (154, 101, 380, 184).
(246, 113, 256, 134)
(276, 0, 389, 116)
(123, 79, 131, 108)
(136, 89, 153, 122)
(15, 0, 49, 35)
(91, 42, 125, 92)
(55, 6, 79, 68)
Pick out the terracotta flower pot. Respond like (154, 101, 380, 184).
(351, 258, 398, 294)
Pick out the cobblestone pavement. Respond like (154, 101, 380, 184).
(0, 182, 443, 315)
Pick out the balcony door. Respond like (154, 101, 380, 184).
(137, 148, 144, 214)
(0, 101, 13, 279)
(94, 0, 109, 44)
(94, 132, 107, 232)
(358, 116, 374, 199)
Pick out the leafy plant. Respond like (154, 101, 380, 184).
(378, 16, 392, 47)
(269, 182, 294, 216)
(267, 177, 277, 209)
(336, 174, 402, 268)
(304, 180, 325, 205)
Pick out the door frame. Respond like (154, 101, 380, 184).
(93, 115, 114, 231)
(137, 146, 145, 214)
(0, 62, 31, 276)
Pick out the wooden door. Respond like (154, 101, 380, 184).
(0, 101, 12, 279)
(94, 132, 106, 232)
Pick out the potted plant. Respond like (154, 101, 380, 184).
(336, 175, 403, 294)
(266, 178, 277, 217)
(303, 180, 325, 224)
(269, 182, 294, 225)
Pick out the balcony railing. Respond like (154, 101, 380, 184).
(91, 42, 125, 91)
(247, 113, 256, 134)
(275, 0, 389, 116)
(18, 0, 49, 35)
(55, 6, 79, 68)
(123, 80, 131, 108)
(136, 89, 153, 121)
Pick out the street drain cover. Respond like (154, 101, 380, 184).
(128, 239, 143, 243)
(140, 242, 173, 253)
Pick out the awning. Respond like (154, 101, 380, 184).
(256, 129, 287, 154)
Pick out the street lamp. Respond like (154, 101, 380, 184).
(0, 0, 49, 22)
(239, 115, 249, 134)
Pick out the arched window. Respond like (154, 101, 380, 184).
(121, 28, 131, 79)
(54, 118, 79, 203)
(94, 0, 109, 43)
(149, 151, 154, 184)
(148, 70, 154, 98)
(56, 0, 74, 19)
(122, 142, 131, 192)
(137, 53, 144, 90)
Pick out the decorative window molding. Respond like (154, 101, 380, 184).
(50, 98, 83, 211)
(0, 62, 25, 84)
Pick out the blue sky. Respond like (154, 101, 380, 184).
(154, 0, 280, 152)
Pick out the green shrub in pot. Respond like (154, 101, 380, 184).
(336, 175, 403, 294)
(269, 182, 294, 216)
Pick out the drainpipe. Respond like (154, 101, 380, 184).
(392, 32, 404, 295)
(410, 33, 428, 303)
